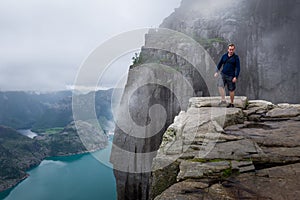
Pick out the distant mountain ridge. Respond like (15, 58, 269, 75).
(0, 88, 122, 193)
(0, 89, 120, 132)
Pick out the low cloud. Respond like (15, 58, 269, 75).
(0, 0, 181, 91)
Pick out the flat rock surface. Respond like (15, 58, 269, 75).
(151, 97, 300, 200)
(228, 163, 300, 200)
(266, 107, 300, 118)
(189, 96, 248, 109)
(154, 181, 235, 200)
(155, 163, 300, 200)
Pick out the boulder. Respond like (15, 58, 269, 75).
(266, 107, 300, 118)
(177, 160, 231, 181)
(189, 96, 248, 109)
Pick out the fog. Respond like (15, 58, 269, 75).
(0, 0, 181, 91)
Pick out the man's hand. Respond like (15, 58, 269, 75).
(214, 72, 219, 78)
(232, 77, 237, 83)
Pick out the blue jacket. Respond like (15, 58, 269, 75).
(216, 53, 240, 78)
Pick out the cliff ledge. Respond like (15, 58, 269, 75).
(151, 96, 300, 200)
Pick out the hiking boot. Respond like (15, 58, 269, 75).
(218, 100, 227, 107)
(227, 103, 234, 108)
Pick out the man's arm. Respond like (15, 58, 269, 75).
(232, 55, 240, 83)
(216, 55, 224, 72)
(235, 56, 240, 78)
(214, 55, 224, 78)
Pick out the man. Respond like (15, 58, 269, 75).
(214, 43, 240, 108)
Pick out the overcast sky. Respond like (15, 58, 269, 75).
(0, 0, 181, 91)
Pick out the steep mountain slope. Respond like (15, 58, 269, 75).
(160, 0, 300, 103)
(110, 1, 300, 199)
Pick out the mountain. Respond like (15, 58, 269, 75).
(110, 0, 300, 199)
(0, 126, 46, 192)
(0, 88, 122, 192)
(0, 120, 108, 192)
(159, 0, 300, 103)
(0, 89, 121, 132)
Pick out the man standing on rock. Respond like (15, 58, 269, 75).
(214, 43, 240, 108)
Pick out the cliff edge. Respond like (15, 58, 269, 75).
(110, 0, 300, 199)
(151, 97, 300, 199)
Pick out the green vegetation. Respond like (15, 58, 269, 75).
(188, 158, 237, 179)
(33, 127, 64, 135)
(0, 121, 108, 192)
(245, 99, 250, 108)
(0, 126, 46, 191)
(131, 52, 145, 67)
(0, 89, 118, 192)
(221, 168, 233, 178)
(132, 52, 140, 65)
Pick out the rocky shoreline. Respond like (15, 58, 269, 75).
(0, 121, 109, 193)
(150, 96, 300, 199)
(0, 145, 108, 193)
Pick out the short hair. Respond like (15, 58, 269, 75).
(228, 43, 235, 48)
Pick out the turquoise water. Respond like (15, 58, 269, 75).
(0, 141, 117, 200)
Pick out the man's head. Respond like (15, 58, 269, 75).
(227, 43, 235, 56)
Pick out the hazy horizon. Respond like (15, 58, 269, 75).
(0, 0, 181, 92)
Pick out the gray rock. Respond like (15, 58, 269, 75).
(231, 163, 300, 200)
(277, 103, 300, 109)
(154, 181, 218, 200)
(151, 98, 300, 200)
(177, 160, 231, 181)
(155, 163, 300, 200)
(247, 100, 274, 110)
(161, 0, 300, 103)
(150, 160, 180, 199)
(111, 0, 300, 198)
(247, 114, 262, 122)
(266, 107, 300, 118)
(189, 96, 248, 109)
(231, 160, 255, 173)
(225, 120, 300, 164)
(165, 139, 183, 155)
(196, 139, 260, 160)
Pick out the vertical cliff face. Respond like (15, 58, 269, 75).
(160, 0, 300, 103)
(110, 1, 300, 199)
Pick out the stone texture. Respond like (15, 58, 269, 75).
(229, 163, 300, 200)
(111, 1, 300, 198)
(231, 160, 255, 173)
(198, 139, 260, 160)
(156, 163, 300, 200)
(266, 107, 300, 118)
(247, 100, 274, 110)
(225, 120, 300, 165)
(150, 97, 300, 200)
(160, 0, 300, 103)
(189, 96, 248, 109)
(154, 181, 235, 200)
(177, 160, 231, 181)
(150, 160, 180, 199)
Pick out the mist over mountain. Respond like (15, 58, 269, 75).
(0, 88, 122, 192)
(159, 0, 300, 103)
(0, 89, 120, 132)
